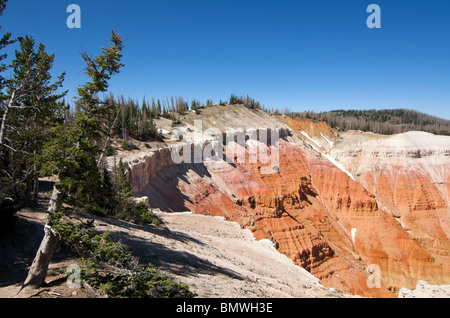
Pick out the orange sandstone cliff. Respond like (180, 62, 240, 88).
(121, 106, 450, 297)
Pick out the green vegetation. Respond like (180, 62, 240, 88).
(229, 94, 262, 110)
(49, 211, 193, 298)
(0, 0, 66, 229)
(113, 158, 162, 225)
(292, 109, 450, 136)
(0, 0, 192, 297)
(82, 93, 267, 148)
(1, 0, 447, 297)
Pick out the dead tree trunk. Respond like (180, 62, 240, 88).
(21, 224, 59, 290)
(20, 183, 63, 292)
(46, 183, 63, 214)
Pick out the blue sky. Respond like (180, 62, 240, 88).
(2, 0, 450, 119)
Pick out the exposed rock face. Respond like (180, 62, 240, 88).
(330, 131, 450, 280)
(119, 106, 450, 298)
(398, 280, 450, 298)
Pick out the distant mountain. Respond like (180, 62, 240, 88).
(292, 109, 450, 136)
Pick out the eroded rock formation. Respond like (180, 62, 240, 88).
(118, 106, 450, 297)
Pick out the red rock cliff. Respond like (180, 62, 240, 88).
(125, 109, 450, 297)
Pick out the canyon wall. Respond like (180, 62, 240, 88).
(120, 106, 450, 297)
(330, 131, 450, 274)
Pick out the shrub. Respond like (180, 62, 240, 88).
(114, 199, 162, 226)
(134, 208, 162, 226)
(171, 119, 182, 126)
(113, 158, 162, 226)
(106, 145, 115, 156)
(49, 212, 194, 298)
(82, 261, 195, 298)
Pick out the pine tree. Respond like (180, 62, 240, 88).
(1, 33, 66, 207)
(22, 31, 125, 291)
(116, 158, 131, 202)
(0, 0, 18, 234)
(157, 99, 162, 114)
(0, 0, 14, 88)
(151, 97, 156, 116)
(5, 36, 66, 201)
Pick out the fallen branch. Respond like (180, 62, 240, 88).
(45, 289, 63, 297)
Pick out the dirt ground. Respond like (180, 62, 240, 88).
(0, 204, 96, 298)
(0, 205, 349, 299)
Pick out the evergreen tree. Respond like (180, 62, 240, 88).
(40, 31, 124, 215)
(116, 158, 131, 202)
(0, 0, 14, 88)
(5, 36, 66, 201)
(0, 0, 18, 234)
(22, 31, 125, 291)
(1, 32, 66, 216)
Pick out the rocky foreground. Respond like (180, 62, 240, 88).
(0, 209, 351, 298)
(1, 207, 448, 298)
(102, 210, 352, 298)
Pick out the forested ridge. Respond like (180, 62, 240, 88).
(292, 109, 450, 136)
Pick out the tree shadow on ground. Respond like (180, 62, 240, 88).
(105, 218, 245, 281)
(0, 211, 78, 288)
